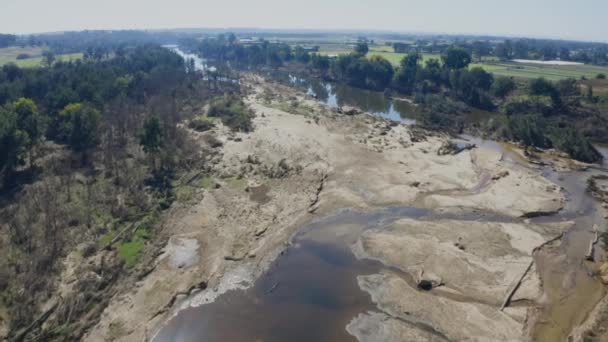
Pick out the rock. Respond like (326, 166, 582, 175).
(437, 141, 476, 156)
(410, 181, 421, 188)
(414, 269, 443, 291)
(255, 226, 268, 237)
(417, 280, 434, 291)
(492, 170, 510, 181)
(341, 106, 361, 116)
(245, 154, 260, 165)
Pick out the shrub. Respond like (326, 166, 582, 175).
(597, 73, 607, 80)
(188, 116, 215, 132)
(505, 114, 551, 148)
(16, 53, 30, 60)
(552, 128, 602, 163)
(502, 95, 553, 116)
(208, 95, 253, 132)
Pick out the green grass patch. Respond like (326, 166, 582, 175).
(208, 95, 253, 132)
(225, 176, 247, 190)
(188, 115, 218, 132)
(471, 62, 608, 81)
(0, 51, 83, 68)
(174, 184, 195, 203)
(98, 233, 113, 248)
(117, 239, 144, 268)
(197, 175, 216, 190)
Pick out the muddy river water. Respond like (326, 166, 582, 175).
(154, 52, 608, 341)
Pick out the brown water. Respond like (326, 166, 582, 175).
(152, 208, 431, 342)
(531, 168, 607, 341)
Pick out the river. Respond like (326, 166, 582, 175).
(154, 48, 608, 341)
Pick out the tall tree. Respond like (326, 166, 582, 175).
(442, 47, 472, 70)
(354, 42, 369, 56)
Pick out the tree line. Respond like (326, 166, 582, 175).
(185, 36, 605, 163)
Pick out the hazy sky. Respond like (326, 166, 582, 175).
(1, 0, 607, 42)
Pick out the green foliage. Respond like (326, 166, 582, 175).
(117, 238, 144, 268)
(208, 95, 253, 132)
(492, 76, 516, 98)
(188, 116, 216, 132)
(528, 77, 561, 105)
(309, 53, 330, 72)
(293, 46, 311, 63)
(449, 68, 494, 109)
(394, 53, 420, 93)
(0, 105, 29, 175)
(140, 114, 162, 153)
(354, 42, 369, 56)
(555, 78, 579, 97)
(505, 114, 551, 148)
(58, 103, 101, 153)
(552, 128, 602, 163)
(197, 175, 215, 190)
(415, 94, 468, 129)
(502, 95, 553, 116)
(597, 73, 606, 80)
(442, 46, 472, 70)
(333, 54, 394, 90)
(14, 98, 45, 149)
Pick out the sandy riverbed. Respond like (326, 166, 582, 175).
(85, 75, 588, 342)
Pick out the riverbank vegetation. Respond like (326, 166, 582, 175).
(183, 35, 607, 162)
(0, 44, 236, 340)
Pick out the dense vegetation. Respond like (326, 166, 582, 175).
(0, 34, 17, 48)
(184, 35, 607, 163)
(0, 44, 240, 340)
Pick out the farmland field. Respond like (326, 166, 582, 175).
(0, 47, 83, 67)
(470, 61, 608, 81)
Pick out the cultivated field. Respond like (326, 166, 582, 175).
(0, 47, 83, 67)
(282, 36, 608, 81)
(471, 61, 608, 81)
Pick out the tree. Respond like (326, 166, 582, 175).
(42, 51, 55, 68)
(472, 41, 491, 62)
(140, 114, 162, 154)
(366, 56, 394, 90)
(492, 76, 516, 98)
(0, 34, 17, 48)
(528, 78, 561, 106)
(354, 42, 369, 56)
(0, 105, 29, 180)
(59, 103, 100, 158)
(14, 98, 45, 163)
(394, 53, 420, 93)
(310, 53, 330, 73)
(442, 47, 471, 70)
(467, 67, 493, 90)
(587, 85, 594, 101)
(293, 46, 311, 64)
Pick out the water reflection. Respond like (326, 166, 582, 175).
(273, 72, 420, 125)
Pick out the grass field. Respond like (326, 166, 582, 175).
(0, 47, 83, 68)
(469, 61, 608, 81)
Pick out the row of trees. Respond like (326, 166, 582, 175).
(392, 38, 608, 65)
(187, 35, 604, 163)
(0, 34, 17, 48)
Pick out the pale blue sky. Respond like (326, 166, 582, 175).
(1, 0, 607, 42)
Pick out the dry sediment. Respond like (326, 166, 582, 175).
(85, 75, 568, 342)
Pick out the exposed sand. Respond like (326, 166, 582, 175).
(85, 75, 568, 342)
